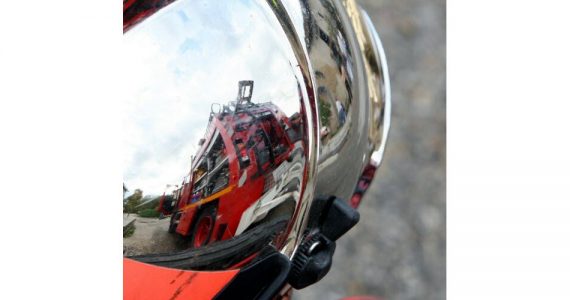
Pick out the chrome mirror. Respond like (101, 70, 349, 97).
(123, 0, 389, 273)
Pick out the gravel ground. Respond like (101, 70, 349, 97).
(297, 0, 446, 299)
(122, 214, 180, 256)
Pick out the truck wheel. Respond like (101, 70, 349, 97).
(190, 205, 217, 248)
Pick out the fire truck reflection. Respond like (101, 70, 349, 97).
(159, 81, 306, 249)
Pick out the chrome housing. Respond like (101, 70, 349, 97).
(123, 0, 390, 270)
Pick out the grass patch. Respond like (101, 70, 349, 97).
(123, 222, 135, 238)
(138, 208, 160, 218)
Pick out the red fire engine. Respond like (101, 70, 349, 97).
(164, 81, 305, 248)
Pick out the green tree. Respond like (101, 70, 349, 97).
(124, 189, 143, 214)
(318, 97, 331, 126)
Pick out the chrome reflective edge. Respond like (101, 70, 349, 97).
(360, 7, 391, 166)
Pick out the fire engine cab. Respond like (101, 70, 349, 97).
(167, 81, 305, 248)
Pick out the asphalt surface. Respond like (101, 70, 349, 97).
(297, 0, 446, 299)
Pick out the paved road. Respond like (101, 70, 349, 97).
(297, 0, 445, 299)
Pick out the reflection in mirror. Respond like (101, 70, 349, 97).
(300, 0, 370, 202)
(123, 80, 307, 269)
(122, 0, 389, 272)
(123, 0, 313, 270)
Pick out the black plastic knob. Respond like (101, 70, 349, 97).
(288, 233, 336, 289)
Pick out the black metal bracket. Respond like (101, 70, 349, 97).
(288, 196, 360, 289)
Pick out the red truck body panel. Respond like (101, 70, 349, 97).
(172, 101, 297, 245)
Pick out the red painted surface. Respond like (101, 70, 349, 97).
(176, 207, 197, 236)
(123, 0, 177, 32)
(350, 163, 378, 209)
(123, 258, 238, 300)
